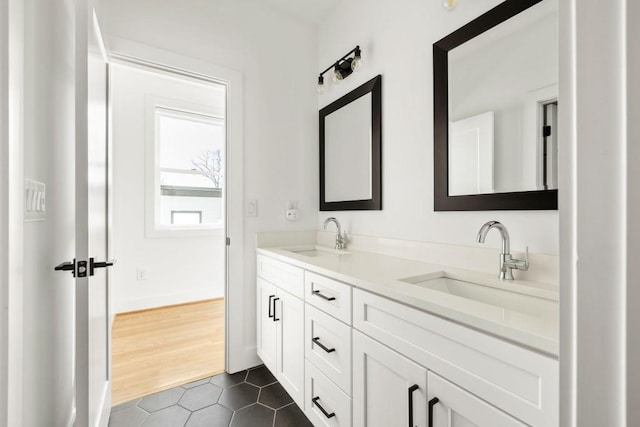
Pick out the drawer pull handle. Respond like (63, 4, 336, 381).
(268, 295, 275, 318)
(408, 384, 419, 427)
(428, 397, 440, 427)
(312, 396, 335, 419)
(312, 289, 336, 301)
(272, 297, 280, 322)
(312, 337, 336, 353)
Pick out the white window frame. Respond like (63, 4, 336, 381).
(145, 95, 226, 237)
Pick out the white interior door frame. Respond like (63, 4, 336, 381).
(106, 38, 246, 372)
(0, 0, 24, 425)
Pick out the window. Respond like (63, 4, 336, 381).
(146, 99, 226, 236)
(171, 211, 202, 225)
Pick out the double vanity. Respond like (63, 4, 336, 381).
(256, 232, 558, 427)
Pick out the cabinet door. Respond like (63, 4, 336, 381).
(257, 278, 278, 374)
(276, 289, 305, 407)
(428, 372, 527, 427)
(353, 331, 427, 427)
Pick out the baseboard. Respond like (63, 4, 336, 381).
(114, 289, 222, 314)
(226, 345, 261, 374)
(96, 381, 111, 427)
(66, 406, 76, 427)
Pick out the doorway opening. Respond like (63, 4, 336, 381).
(109, 61, 228, 405)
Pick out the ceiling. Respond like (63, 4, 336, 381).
(261, 0, 343, 24)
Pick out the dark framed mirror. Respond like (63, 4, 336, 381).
(433, 0, 558, 211)
(320, 75, 382, 211)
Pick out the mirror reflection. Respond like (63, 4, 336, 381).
(324, 93, 372, 202)
(447, 0, 558, 196)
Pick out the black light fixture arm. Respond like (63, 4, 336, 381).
(319, 45, 361, 77)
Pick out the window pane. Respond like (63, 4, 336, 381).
(160, 195, 222, 227)
(160, 171, 222, 189)
(157, 110, 225, 172)
(171, 211, 202, 225)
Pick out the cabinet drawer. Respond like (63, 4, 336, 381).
(305, 360, 352, 427)
(257, 255, 304, 299)
(428, 371, 527, 427)
(353, 289, 558, 427)
(305, 305, 352, 395)
(304, 271, 352, 324)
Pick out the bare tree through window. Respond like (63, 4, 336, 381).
(191, 149, 223, 188)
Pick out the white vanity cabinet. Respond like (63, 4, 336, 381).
(428, 372, 526, 427)
(256, 251, 559, 427)
(256, 258, 305, 407)
(352, 330, 428, 427)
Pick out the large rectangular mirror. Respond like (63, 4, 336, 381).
(320, 75, 382, 211)
(433, 0, 558, 211)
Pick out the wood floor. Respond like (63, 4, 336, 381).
(111, 298, 225, 406)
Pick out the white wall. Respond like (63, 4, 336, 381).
(21, 0, 76, 425)
(101, 0, 318, 367)
(318, 0, 559, 255)
(111, 64, 226, 313)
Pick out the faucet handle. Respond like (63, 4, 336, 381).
(511, 246, 529, 271)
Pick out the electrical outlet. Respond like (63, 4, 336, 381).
(136, 270, 146, 281)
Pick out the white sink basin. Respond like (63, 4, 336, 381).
(287, 247, 348, 257)
(400, 274, 557, 317)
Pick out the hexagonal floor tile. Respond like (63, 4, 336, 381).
(258, 382, 293, 410)
(230, 403, 275, 427)
(210, 371, 247, 389)
(108, 406, 148, 427)
(179, 383, 223, 411)
(182, 377, 211, 389)
(245, 366, 276, 387)
(218, 382, 259, 411)
(274, 403, 313, 427)
(138, 387, 185, 412)
(186, 404, 233, 427)
(141, 405, 190, 427)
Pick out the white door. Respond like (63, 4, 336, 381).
(428, 372, 526, 427)
(352, 330, 428, 427)
(75, 7, 111, 427)
(257, 278, 278, 374)
(449, 112, 494, 196)
(276, 290, 304, 407)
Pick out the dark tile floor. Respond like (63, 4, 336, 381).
(109, 365, 313, 427)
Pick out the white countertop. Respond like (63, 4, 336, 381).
(257, 245, 559, 357)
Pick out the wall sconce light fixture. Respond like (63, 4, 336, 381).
(317, 45, 363, 94)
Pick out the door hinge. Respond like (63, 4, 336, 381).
(543, 125, 552, 137)
(226, 237, 230, 246)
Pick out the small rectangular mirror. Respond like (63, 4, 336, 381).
(320, 75, 382, 211)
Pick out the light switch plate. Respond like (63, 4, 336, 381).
(247, 199, 258, 217)
(24, 179, 46, 221)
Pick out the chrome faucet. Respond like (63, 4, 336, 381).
(323, 217, 347, 250)
(476, 221, 529, 280)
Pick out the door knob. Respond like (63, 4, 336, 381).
(55, 258, 114, 277)
(89, 258, 115, 276)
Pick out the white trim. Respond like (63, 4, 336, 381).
(106, 38, 254, 372)
(522, 84, 558, 191)
(0, 0, 24, 425)
(66, 406, 77, 427)
(114, 288, 223, 314)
